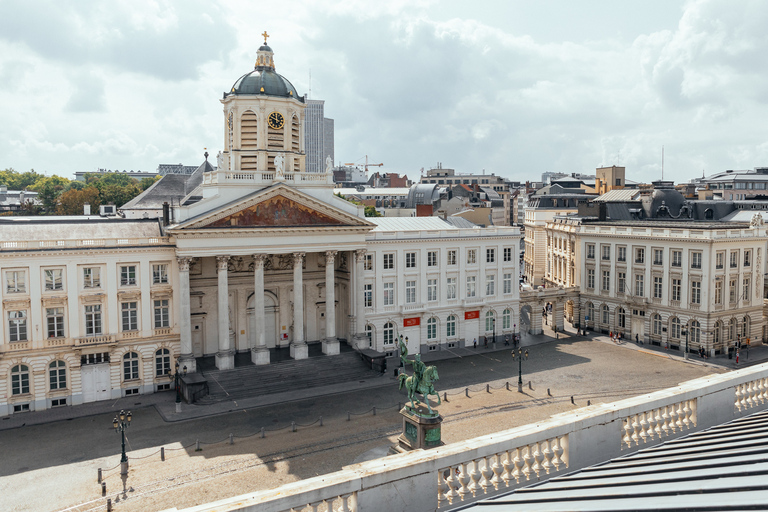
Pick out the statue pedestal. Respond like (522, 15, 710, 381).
(393, 406, 444, 452)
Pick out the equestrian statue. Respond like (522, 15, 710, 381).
(397, 337, 441, 415)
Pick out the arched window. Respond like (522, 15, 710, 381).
(123, 352, 140, 381)
(155, 349, 171, 377)
(383, 322, 394, 346)
(671, 317, 681, 339)
(652, 314, 662, 335)
(601, 305, 610, 324)
(617, 308, 626, 329)
(11, 364, 29, 395)
(49, 360, 66, 390)
(427, 317, 438, 340)
(690, 320, 701, 345)
(485, 311, 496, 332)
(240, 111, 259, 171)
(8, 310, 27, 342)
(446, 315, 457, 338)
(742, 316, 750, 339)
(365, 324, 373, 347)
(728, 318, 736, 341)
(714, 321, 722, 345)
(586, 302, 594, 326)
(502, 309, 512, 330)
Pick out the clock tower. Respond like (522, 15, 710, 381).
(219, 33, 306, 177)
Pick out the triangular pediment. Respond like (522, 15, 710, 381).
(175, 185, 374, 231)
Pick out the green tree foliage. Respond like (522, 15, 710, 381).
(30, 175, 69, 213)
(0, 168, 40, 190)
(364, 205, 382, 217)
(56, 187, 100, 216)
(140, 176, 161, 191)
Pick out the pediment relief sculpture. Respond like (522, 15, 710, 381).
(207, 195, 346, 228)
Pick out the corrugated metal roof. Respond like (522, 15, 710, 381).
(368, 217, 457, 231)
(467, 409, 768, 511)
(594, 189, 641, 202)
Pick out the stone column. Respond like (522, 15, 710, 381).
(530, 302, 544, 335)
(352, 249, 367, 349)
(290, 252, 308, 360)
(554, 300, 564, 331)
(215, 256, 234, 370)
(251, 254, 270, 365)
(323, 250, 340, 355)
(176, 257, 196, 372)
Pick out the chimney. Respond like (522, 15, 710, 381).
(162, 202, 170, 226)
(83, 202, 91, 215)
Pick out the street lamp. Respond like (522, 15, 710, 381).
(512, 347, 529, 392)
(167, 360, 188, 411)
(513, 323, 517, 346)
(113, 409, 132, 475)
(681, 325, 689, 360)
(492, 316, 496, 346)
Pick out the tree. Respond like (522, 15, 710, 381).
(140, 176, 161, 191)
(364, 205, 382, 217)
(0, 168, 42, 190)
(30, 175, 70, 214)
(56, 187, 100, 216)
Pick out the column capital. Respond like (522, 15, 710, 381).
(293, 252, 305, 266)
(355, 249, 367, 262)
(216, 255, 230, 271)
(176, 257, 193, 272)
(325, 250, 338, 263)
(252, 254, 269, 268)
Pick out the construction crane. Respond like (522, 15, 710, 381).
(345, 155, 383, 173)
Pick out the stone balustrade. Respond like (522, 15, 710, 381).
(173, 362, 768, 512)
(74, 334, 115, 346)
(204, 169, 334, 187)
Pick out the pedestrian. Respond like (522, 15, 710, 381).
(473, 338, 477, 349)
(484, 336, 488, 349)
(504, 335, 510, 346)
(635, 333, 639, 344)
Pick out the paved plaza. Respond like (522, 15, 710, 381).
(1, 327, 761, 512)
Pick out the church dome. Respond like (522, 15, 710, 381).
(225, 39, 303, 101)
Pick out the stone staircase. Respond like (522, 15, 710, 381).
(194, 350, 384, 404)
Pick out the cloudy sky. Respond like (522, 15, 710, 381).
(1, 0, 767, 184)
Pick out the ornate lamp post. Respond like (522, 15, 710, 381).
(512, 347, 529, 392)
(681, 325, 689, 360)
(113, 409, 132, 475)
(168, 360, 188, 412)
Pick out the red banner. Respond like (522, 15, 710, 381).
(403, 317, 420, 327)
(465, 311, 480, 320)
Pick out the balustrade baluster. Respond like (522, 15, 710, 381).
(490, 453, 503, 490)
(445, 466, 460, 504)
(552, 436, 565, 469)
(480, 456, 494, 494)
(542, 438, 553, 474)
(513, 447, 524, 483)
(522, 445, 534, 480)
(746, 381, 754, 409)
(682, 401, 691, 428)
(639, 412, 649, 443)
(676, 401, 685, 430)
(647, 410, 658, 440)
(734, 384, 743, 411)
(468, 459, 482, 496)
(622, 418, 633, 449)
(661, 406, 670, 436)
(458, 462, 471, 500)
(668, 404, 678, 433)
(533, 442, 545, 476)
(437, 469, 449, 507)
(631, 414, 641, 446)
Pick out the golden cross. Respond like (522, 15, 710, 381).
(262, 31, 269, 44)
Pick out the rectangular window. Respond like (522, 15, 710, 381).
(405, 280, 416, 304)
(690, 281, 701, 304)
(715, 280, 723, 304)
(447, 250, 457, 265)
(586, 244, 595, 259)
(743, 277, 751, 301)
(467, 249, 477, 264)
(486, 275, 495, 296)
(715, 252, 724, 270)
(120, 265, 137, 286)
(44, 269, 63, 291)
(601, 245, 610, 260)
(6, 270, 26, 293)
(653, 249, 663, 266)
(466, 276, 476, 297)
(601, 270, 610, 291)
(672, 250, 682, 267)
(383, 253, 394, 270)
(617, 246, 626, 262)
(46, 308, 65, 338)
(744, 250, 752, 268)
(730, 250, 739, 268)
(503, 273, 512, 294)
(587, 269, 595, 289)
(617, 272, 626, 294)
(83, 267, 101, 288)
(635, 274, 644, 297)
(152, 264, 168, 284)
(427, 279, 437, 301)
(653, 276, 663, 299)
(691, 251, 702, 269)
(383, 282, 394, 305)
(153, 299, 170, 328)
(9, 311, 27, 342)
(121, 302, 138, 332)
(364, 254, 373, 271)
(405, 252, 416, 269)
(486, 248, 495, 263)
(672, 279, 682, 302)
(729, 279, 737, 303)
(363, 284, 373, 308)
(427, 251, 438, 267)
(446, 277, 457, 299)
(85, 304, 102, 336)
(635, 248, 645, 264)
(503, 247, 512, 262)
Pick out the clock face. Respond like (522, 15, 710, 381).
(268, 111, 285, 130)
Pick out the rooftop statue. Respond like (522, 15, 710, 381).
(398, 336, 441, 416)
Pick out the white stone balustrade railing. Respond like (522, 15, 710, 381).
(75, 334, 115, 346)
(621, 399, 696, 450)
(206, 169, 334, 187)
(173, 363, 768, 512)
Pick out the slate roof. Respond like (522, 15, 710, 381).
(368, 217, 457, 232)
(0, 217, 163, 241)
(121, 160, 209, 210)
(468, 409, 768, 511)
